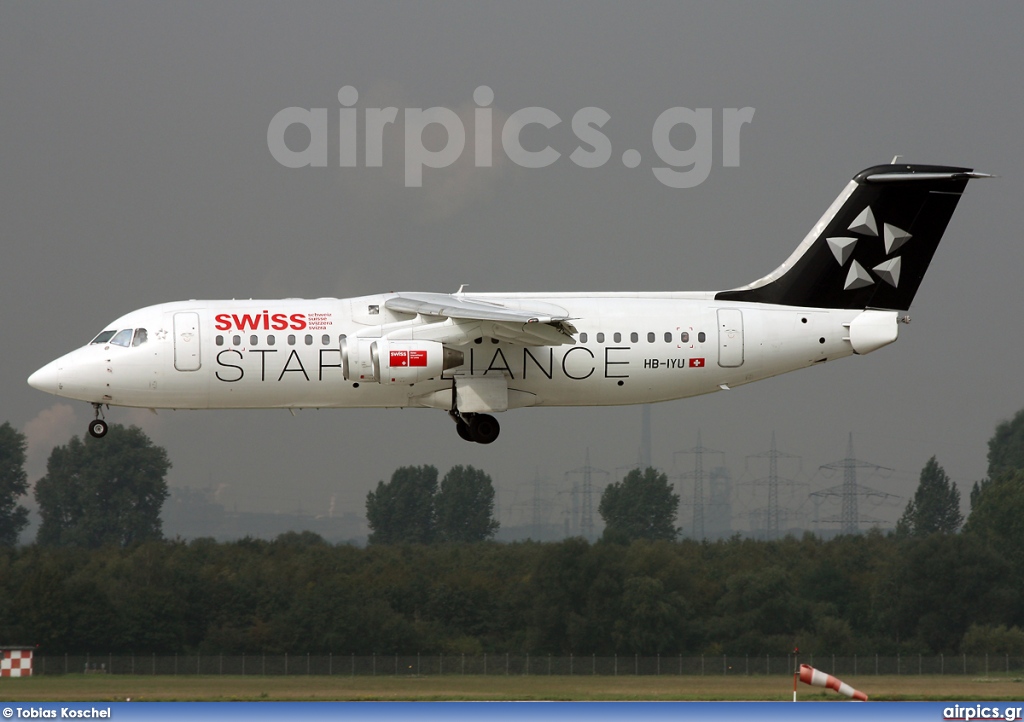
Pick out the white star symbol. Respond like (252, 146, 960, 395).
(827, 205, 911, 291)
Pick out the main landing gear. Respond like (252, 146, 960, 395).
(88, 403, 109, 439)
(449, 410, 500, 444)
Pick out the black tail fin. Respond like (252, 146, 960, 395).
(716, 164, 984, 310)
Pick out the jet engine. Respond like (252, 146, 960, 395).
(343, 338, 464, 385)
(340, 337, 379, 381)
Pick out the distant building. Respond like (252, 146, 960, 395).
(162, 487, 368, 544)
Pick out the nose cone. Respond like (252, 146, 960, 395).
(28, 359, 61, 394)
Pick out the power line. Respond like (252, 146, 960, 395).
(742, 431, 803, 540)
(810, 433, 900, 534)
(563, 449, 609, 541)
(638, 404, 653, 469)
(531, 470, 544, 531)
(705, 465, 734, 539)
(674, 430, 725, 541)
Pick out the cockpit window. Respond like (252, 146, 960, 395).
(132, 328, 148, 347)
(110, 329, 134, 347)
(90, 330, 117, 345)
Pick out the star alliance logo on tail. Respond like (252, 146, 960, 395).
(827, 205, 910, 292)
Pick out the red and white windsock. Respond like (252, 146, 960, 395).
(798, 664, 867, 701)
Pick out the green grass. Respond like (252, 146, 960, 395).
(2, 674, 1024, 702)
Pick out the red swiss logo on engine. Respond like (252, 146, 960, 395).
(390, 351, 408, 367)
(389, 350, 428, 368)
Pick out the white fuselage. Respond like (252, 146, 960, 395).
(27, 163, 979, 445)
(28, 293, 885, 412)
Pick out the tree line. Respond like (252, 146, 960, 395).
(0, 408, 1023, 657)
(0, 528, 1022, 656)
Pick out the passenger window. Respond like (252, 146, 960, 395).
(647, 332, 655, 343)
(132, 328, 148, 346)
(596, 332, 605, 343)
(613, 332, 621, 343)
(664, 332, 672, 343)
(322, 334, 330, 345)
(580, 332, 588, 343)
(630, 332, 638, 343)
(288, 334, 296, 345)
(215, 335, 224, 347)
(232, 335, 241, 346)
(681, 332, 689, 343)
(90, 330, 117, 345)
(305, 334, 313, 345)
(250, 335, 258, 346)
(268, 335, 276, 346)
(110, 329, 133, 347)
(698, 332, 706, 343)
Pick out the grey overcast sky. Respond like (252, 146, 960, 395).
(3, 1, 1022, 536)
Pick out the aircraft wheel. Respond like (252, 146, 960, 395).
(469, 414, 500, 445)
(456, 420, 474, 442)
(88, 419, 109, 439)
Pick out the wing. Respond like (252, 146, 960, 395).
(383, 292, 578, 346)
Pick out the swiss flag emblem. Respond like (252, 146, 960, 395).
(390, 350, 409, 367)
(689, 358, 705, 368)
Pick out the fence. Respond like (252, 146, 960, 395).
(30, 653, 1024, 676)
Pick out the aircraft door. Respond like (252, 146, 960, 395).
(717, 309, 744, 368)
(173, 312, 202, 371)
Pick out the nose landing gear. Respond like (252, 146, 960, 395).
(88, 403, 109, 438)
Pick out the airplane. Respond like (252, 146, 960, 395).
(28, 163, 986, 444)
